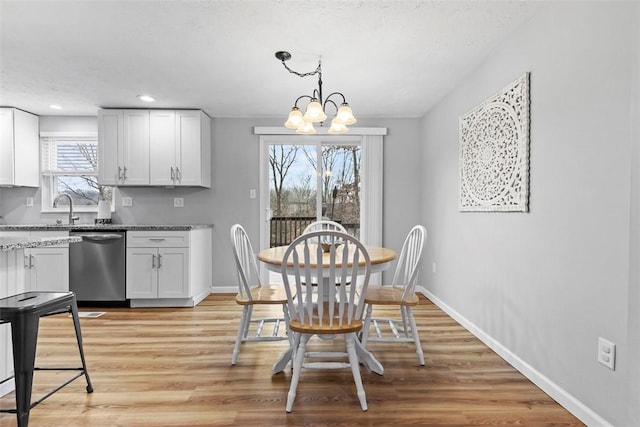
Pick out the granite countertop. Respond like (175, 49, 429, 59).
(0, 236, 83, 252)
(0, 224, 213, 231)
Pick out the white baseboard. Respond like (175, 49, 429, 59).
(210, 286, 237, 294)
(417, 286, 612, 427)
(192, 287, 212, 305)
(0, 378, 14, 398)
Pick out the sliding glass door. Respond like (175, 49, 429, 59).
(267, 139, 361, 247)
(258, 130, 384, 285)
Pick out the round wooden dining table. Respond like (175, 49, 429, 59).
(257, 244, 397, 376)
(257, 244, 396, 273)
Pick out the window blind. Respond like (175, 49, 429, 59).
(41, 136, 98, 176)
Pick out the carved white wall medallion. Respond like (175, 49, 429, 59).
(459, 73, 530, 212)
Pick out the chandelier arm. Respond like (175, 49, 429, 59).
(293, 95, 313, 108)
(324, 92, 348, 105)
(323, 99, 339, 115)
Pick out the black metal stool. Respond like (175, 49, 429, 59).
(0, 291, 93, 427)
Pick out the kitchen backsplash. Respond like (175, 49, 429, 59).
(0, 185, 214, 226)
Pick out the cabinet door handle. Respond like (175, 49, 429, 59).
(170, 167, 175, 181)
(176, 167, 181, 183)
(24, 255, 30, 269)
(149, 238, 166, 242)
(118, 166, 122, 181)
(30, 255, 35, 269)
(123, 166, 128, 181)
(157, 254, 162, 269)
(152, 254, 156, 269)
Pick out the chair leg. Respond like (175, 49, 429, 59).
(243, 305, 253, 337)
(283, 304, 294, 347)
(346, 333, 367, 411)
(231, 305, 250, 365)
(286, 333, 306, 413)
(400, 306, 410, 338)
(10, 314, 39, 427)
(272, 304, 295, 375)
(69, 300, 94, 393)
(407, 307, 425, 366)
(361, 304, 373, 347)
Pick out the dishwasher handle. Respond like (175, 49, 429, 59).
(80, 234, 124, 242)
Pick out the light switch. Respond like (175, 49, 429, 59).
(174, 197, 184, 208)
(122, 197, 133, 207)
(249, 189, 257, 199)
(26, 197, 34, 207)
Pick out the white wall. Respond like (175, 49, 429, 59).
(421, 3, 639, 426)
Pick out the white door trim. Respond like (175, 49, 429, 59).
(256, 128, 386, 284)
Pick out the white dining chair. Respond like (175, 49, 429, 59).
(229, 224, 293, 365)
(361, 225, 427, 365)
(301, 220, 348, 234)
(280, 230, 372, 412)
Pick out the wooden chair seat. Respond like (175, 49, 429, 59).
(364, 286, 419, 306)
(235, 285, 290, 305)
(289, 303, 363, 334)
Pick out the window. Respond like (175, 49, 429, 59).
(40, 132, 112, 212)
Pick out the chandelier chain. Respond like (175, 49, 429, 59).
(280, 59, 322, 79)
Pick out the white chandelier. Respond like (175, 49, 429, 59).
(275, 51, 357, 134)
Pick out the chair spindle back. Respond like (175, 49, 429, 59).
(281, 230, 370, 329)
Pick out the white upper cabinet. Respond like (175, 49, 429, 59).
(99, 109, 210, 187)
(150, 110, 211, 187)
(176, 110, 211, 187)
(122, 110, 151, 185)
(98, 109, 150, 186)
(149, 110, 176, 186)
(0, 108, 39, 187)
(97, 109, 120, 186)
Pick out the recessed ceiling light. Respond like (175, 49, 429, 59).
(137, 95, 156, 102)
(49, 104, 62, 110)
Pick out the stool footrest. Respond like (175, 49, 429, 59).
(0, 369, 92, 414)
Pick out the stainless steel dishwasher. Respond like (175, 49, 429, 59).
(69, 231, 127, 305)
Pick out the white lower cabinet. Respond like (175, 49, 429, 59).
(24, 246, 69, 292)
(0, 231, 69, 292)
(126, 229, 211, 307)
(1, 249, 25, 397)
(126, 247, 188, 299)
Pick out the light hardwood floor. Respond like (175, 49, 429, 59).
(0, 294, 584, 426)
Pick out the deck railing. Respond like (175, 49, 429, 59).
(269, 216, 360, 247)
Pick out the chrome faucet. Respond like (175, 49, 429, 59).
(53, 193, 80, 225)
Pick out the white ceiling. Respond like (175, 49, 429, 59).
(0, 0, 544, 119)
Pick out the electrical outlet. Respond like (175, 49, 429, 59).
(174, 197, 184, 208)
(26, 197, 34, 207)
(249, 189, 257, 199)
(597, 337, 616, 370)
(122, 197, 133, 207)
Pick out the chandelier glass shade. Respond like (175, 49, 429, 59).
(276, 51, 357, 135)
